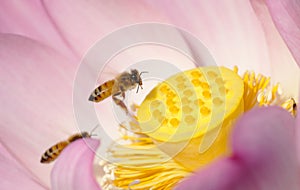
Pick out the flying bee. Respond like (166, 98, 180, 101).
(88, 69, 147, 113)
(40, 126, 98, 164)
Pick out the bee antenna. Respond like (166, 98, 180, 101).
(139, 71, 148, 77)
(89, 124, 99, 136)
(136, 71, 148, 93)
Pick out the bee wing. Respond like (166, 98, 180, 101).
(89, 80, 115, 102)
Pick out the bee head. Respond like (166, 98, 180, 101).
(130, 69, 148, 93)
(130, 69, 140, 84)
(81, 132, 90, 138)
(88, 124, 99, 138)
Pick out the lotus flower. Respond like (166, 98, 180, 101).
(0, 1, 299, 190)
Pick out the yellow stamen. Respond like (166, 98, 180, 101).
(281, 98, 297, 117)
(238, 67, 283, 111)
(99, 135, 189, 190)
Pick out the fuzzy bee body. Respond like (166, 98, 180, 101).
(89, 80, 115, 102)
(40, 132, 90, 164)
(89, 69, 146, 113)
(40, 141, 69, 163)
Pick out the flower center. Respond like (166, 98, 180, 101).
(97, 66, 296, 190)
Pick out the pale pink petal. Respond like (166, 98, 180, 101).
(265, 0, 300, 67)
(0, 143, 47, 189)
(25, 1, 273, 74)
(2, 1, 296, 96)
(2, 1, 297, 83)
(0, 0, 77, 60)
(51, 139, 101, 190)
(175, 107, 299, 190)
(250, 0, 299, 97)
(40, 1, 167, 57)
(0, 34, 78, 187)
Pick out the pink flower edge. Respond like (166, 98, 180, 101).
(51, 138, 101, 190)
(265, 0, 300, 67)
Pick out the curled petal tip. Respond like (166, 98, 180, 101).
(51, 139, 101, 190)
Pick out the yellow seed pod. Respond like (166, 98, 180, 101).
(137, 66, 244, 170)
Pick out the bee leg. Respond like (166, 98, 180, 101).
(130, 103, 140, 112)
(113, 93, 129, 114)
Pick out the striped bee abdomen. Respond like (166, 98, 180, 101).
(40, 141, 69, 163)
(88, 80, 115, 102)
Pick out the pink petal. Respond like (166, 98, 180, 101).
(51, 139, 101, 190)
(265, 0, 300, 67)
(144, 1, 270, 73)
(42, 1, 295, 75)
(250, 0, 299, 96)
(2, 2, 297, 92)
(232, 107, 299, 189)
(0, 143, 47, 189)
(175, 107, 299, 190)
(3, 1, 287, 75)
(40, 1, 167, 57)
(3, 1, 298, 99)
(0, 0, 77, 60)
(0, 34, 77, 187)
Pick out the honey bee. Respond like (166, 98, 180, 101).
(40, 126, 98, 164)
(88, 69, 147, 113)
